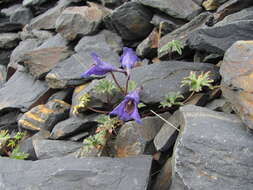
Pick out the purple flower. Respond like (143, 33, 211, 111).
(120, 47, 139, 76)
(110, 88, 142, 124)
(81, 53, 123, 78)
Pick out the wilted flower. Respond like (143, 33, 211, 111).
(81, 53, 123, 78)
(110, 88, 142, 124)
(120, 47, 139, 76)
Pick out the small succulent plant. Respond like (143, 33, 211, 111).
(160, 92, 184, 108)
(159, 40, 184, 55)
(181, 71, 214, 93)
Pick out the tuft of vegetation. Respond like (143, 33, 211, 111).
(73, 93, 91, 115)
(160, 92, 184, 108)
(127, 80, 137, 92)
(159, 40, 184, 55)
(181, 71, 214, 92)
(94, 79, 117, 95)
(9, 147, 29, 160)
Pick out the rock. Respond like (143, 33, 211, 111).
(0, 110, 19, 131)
(0, 22, 23, 33)
(50, 116, 98, 140)
(7, 38, 42, 77)
(114, 114, 170, 158)
(136, 28, 159, 58)
(1, 4, 22, 17)
(220, 40, 253, 130)
(47, 88, 73, 102)
(150, 14, 181, 33)
(56, 3, 111, 41)
(46, 30, 121, 89)
(0, 155, 152, 190)
(0, 50, 11, 66)
(153, 158, 172, 190)
(0, 71, 50, 112)
(10, 7, 33, 25)
(36, 33, 69, 49)
(32, 138, 82, 159)
(188, 8, 253, 55)
(99, 0, 125, 7)
(158, 12, 211, 58)
(74, 61, 219, 107)
(170, 105, 253, 190)
(23, 0, 50, 7)
(138, 0, 202, 21)
(29, 0, 71, 30)
(68, 132, 89, 141)
(18, 47, 73, 79)
(193, 0, 204, 5)
(104, 2, 153, 41)
(206, 97, 233, 113)
(202, 0, 229, 10)
(19, 137, 37, 160)
(20, 28, 53, 41)
(0, 33, 20, 49)
(18, 99, 70, 132)
(0, 65, 6, 87)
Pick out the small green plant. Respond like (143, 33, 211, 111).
(0, 130, 10, 140)
(14, 132, 26, 141)
(94, 79, 117, 95)
(9, 147, 29, 160)
(181, 71, 214, 92)
(159, 40, 184, 55)
(127, 80, 137, 92)
(138, 102, 146, 109)
(160, 92, 184, 108)
(73, 93, 91, 115)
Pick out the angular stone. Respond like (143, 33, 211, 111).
(19, 137, 37, 160)
(0, 109, 19, 131)
(0, 65, 6, 87)
(56, 3, 111, 41)
(206, 97, 233, 113)
(0, 155, 152, 190)
(150, 13, 181, 32)
(0, 33, 20, 49)
(18, 99, 70, 131)
(104, 2, 153, 41)
(32, 138, 82, 159)
(19, 47, 73, 79)
(170, 105, 253, 190)
(20, 29, 53, 41)
(220, 40, 253, 130)
(1, 4, 22, 17)
(158, 12, 211, 58)
(188, 9, 253, 55)
(74, 61, 219, 106)
(0, 71, 50, 112)
(23, 0, 50, 7)
(0, 50, 11, 66)
(36, 33, 69, 49)
(10, 7, 33, 25)
(138, 0, 202, 21)
(47, 89, 73, 102)
(29, 0, 71, 30)
(50, 115, 98, 140)
(68, 132, 89, 142)
(114, 114, 169, 158)
(46, 30, 121, 89)
(0, 22, 22, 33)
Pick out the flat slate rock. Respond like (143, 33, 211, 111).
(0, 33, 20, 49)
(170, 105, 253, 190)
(138, 0, 202, 21)
(188, 8, 253, 54)
(0, 156, 152, 190)
(0, 71, 50, 112)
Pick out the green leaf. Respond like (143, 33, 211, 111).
(127, 80, 137, 92)
(7, 140, 16, 149)
(138, 103, 146, 108)
(159, 92, 184, 108)
(0, 130, 10, 140)
(159, 40, 184, 55)
(10, 147, 29, 160)
(14, 132, 26, 141)
(94, 79, 116, 95)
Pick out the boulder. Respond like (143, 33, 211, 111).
(220, 40, 253, 130)
(104, 2, 153, 41)
(0, 33, 20, 49)
(10, 7, 33, 25)
(114, 114, 170, 158)
(170, 105, 253, 190)
(138, 0, 202, 21)
(0, 71, 50, 112)
(18, 47, 73, 79)
(50, 115, 98, 140)
(32, 138, 82, 159)
(158, 12, 211, 58)
(56, 3, 111, 41)
(18, 99, 70, 131)
(0, 156, 152, 190)
(188, 8, 253, 55)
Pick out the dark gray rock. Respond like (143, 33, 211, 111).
(99, 0, 125, 7)
(137, 0, 202, 21)
(150, 14, 181, 33)
(73, 61, 219, 107)
(32, 138, 82, 159)
(0, 22, 22, 33)
(1, 4, 22, 17)
(18, 99, 70, 132)
(10, 7, 33, 25)
(56, 3, 111, 41)
(46, 30, 121, 89)
(68, 132, 89, 141)
(188, 8, 253, 54)
(50, 116, 98, 140)
(36, 33, 69, 50)
(0, 65, 6, 87)
(0, 71, 50, 112)
(0, 33, 20, 49)
(206, 98, 233, 113)
(0, 155, 152, 190)
(47, 89, 73, 102)
(114, 114, 170, 158)
(19, 137, 37, 160)
(158, 12, 211, 58)
(0, 110, 19, 131)
(0, 50, 10, 66)
(170, 105, 253, 190)
(104, 2, 153, 41)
